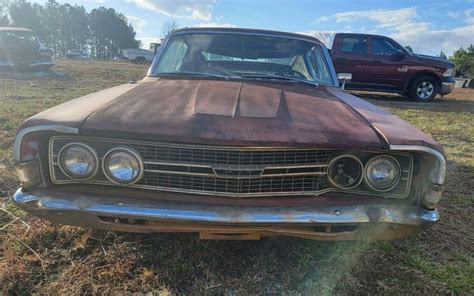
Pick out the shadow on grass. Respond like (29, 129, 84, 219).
(0, 69, 71, 80)
(353, 92, 474, 113)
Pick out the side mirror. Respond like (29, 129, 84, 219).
(337, 73, 352, 90)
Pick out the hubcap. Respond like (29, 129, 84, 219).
(416, 81, 434, 99)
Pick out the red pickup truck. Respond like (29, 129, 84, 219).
(331, 33, 455, 101)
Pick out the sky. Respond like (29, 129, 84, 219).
(32, 0, 474, 56)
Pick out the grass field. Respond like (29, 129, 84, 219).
(1, 60, 473, 295)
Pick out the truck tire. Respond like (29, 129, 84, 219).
(135, 57, 145, 64)
(408, 76, 439, 102)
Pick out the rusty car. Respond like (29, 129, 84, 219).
(12, 28, 446, 240)
(0, 27, 54, 71)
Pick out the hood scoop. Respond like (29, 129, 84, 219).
(194, 81, 282, 118)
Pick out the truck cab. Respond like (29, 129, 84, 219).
(331, 33, 455, 101)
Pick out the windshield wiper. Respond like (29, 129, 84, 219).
(151, 71, 238, 79)
(239, 73, 319, 87)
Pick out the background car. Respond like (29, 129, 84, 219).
(0, 27, 55, 71)
(65, 49, 90, 60)
(331, 33, 455, 101)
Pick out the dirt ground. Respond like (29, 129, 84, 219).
(0, 60, 473, 295)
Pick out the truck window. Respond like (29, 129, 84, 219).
(340, 37, 367, 55)
(372, 38, 398, 56)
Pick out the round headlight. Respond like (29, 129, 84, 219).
(328, 155, 363, 189)
(365, 156, 401, 191)
(59, 143, 98, 179)
(103, 148, 143, 184)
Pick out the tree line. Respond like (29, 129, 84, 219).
(440, 46, 474, 77)
(0, 0, 141, 59)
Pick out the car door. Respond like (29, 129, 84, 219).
(367, 36, 408, 91)
(332, 35, 372, 89)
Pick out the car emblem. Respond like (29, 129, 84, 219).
(397, 66, 409, 73)
(212, 166, 264, 179)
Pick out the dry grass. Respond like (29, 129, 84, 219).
(1, 60, 473, 294)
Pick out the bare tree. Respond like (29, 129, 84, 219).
(0, 0, 10, 25)
(309, 31, 336, 48)
(161, 20, 179, 38)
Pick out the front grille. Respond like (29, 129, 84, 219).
(136, 145, 331, 166)
(49, 136, 413, 198)
(139, 173, 328, 195)
(50, 137, 333, 197)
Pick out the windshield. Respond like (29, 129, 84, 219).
(152, 33, 334, 85)
(0, 31, 39, 45)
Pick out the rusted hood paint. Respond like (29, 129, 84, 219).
(326, 87, 443, 152)
(20, 78, 442, 152)
(79, 79, 382, 149)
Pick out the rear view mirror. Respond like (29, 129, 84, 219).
(337, 73, 352, 90)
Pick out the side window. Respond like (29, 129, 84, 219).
(156, 40, 188, 72)
(372, 38, 398, 56)
(292, 56, 311, 80)
(340, 37, 368, 55)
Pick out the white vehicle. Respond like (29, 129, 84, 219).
(122, 48, 155, 64)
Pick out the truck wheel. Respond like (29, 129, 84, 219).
(409, 76, 439, 102)
(135, 57, 145, 64)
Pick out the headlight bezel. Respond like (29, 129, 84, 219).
(364, 155, 402, 192)
(327, 154, 365, 190)
(58, 142, 99, 180)
(102, 147, 144, 185)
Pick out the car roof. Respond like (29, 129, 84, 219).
(171, 27, 323, 44)
(0, 27, 34, 33)
(336, 32, 394, 39)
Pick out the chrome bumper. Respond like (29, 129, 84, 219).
(13, 188, 439, 240)
(0, 60, 55, 69)
(441, 78, 455, 95)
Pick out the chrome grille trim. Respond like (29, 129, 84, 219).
(49, 136, 334, 197)
(49, 136, 413, 198)
(142, 161, 328, 179)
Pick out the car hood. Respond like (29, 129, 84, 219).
(21, 78, 442, 152)
(414, 54, 454, 68)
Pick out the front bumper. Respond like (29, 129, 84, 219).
(0, 59, 55, 70)
(441, 77, 455, 95)
(13, 188, 439, 240)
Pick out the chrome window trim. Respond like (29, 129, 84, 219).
(390, 145, 446, 185)
(14, 125, 79, 162)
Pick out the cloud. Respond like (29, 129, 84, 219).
(128, 0, 215, 21)
(316, 7, 474, 55)
(126, 15, 147, 34)
(328, 7, 418, 27)
(465, 8, 474, 24)
(196, 22, 236, 28)
(297, 30, 338, 47)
